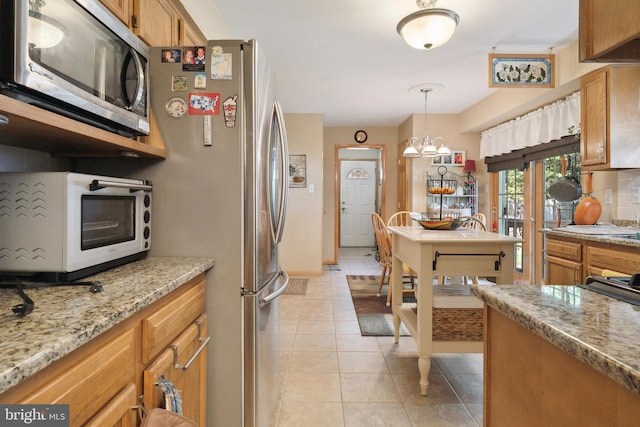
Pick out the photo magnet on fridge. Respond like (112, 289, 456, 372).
(182, 46, 205, 72)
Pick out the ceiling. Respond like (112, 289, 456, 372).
(183, 0, 579, 128)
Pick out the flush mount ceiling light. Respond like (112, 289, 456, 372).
(403, 83, 451, 159)
(397, 0, 460, 50)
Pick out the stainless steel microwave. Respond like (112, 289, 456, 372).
(0, 0, 150, 137)
(0, 172, 152, 281)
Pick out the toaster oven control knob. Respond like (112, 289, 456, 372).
(144, 194, 151, 207)
(144, 210, 150, 223)
(144, 226, 150, 239)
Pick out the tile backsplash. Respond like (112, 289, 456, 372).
(617, 169, 640, 222)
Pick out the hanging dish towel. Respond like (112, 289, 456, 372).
(158, 377, 184, 415)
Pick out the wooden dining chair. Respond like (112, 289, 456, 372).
(460, 213, 487, 284)
(371, 212, 416, 305)
(371, 213, 393, 301)
(387, 211, 417, 289)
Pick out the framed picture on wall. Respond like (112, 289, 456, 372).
(431, 150, 465, 166)
(289, 154, 307, 188)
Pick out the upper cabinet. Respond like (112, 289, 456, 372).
(100, 0, 207, 47)
(100, 0, 132, 26)
(133, 0, 181, 46)
(580, 65, 640, 170)
(579, 0, 640, 62)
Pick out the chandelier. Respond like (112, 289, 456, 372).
(397, 0, 460, 50)
(403, 84, 451, 158)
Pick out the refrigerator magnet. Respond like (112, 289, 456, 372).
(210, 46, 232, 80)
(223, 95, 238, 127)
(172, 76, 187, 92)
(165, 97, 187, 118)
(188, 92, 220, 115)
(194, 72, 206, 89)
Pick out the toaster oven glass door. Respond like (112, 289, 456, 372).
(81, 195, 135, 250)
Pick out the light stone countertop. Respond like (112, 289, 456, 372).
(472, 283, 640, 395)
(0, 256, 214, 394)
(542, 227, 640, 248)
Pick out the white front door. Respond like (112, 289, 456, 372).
(340, 160, 377, 247)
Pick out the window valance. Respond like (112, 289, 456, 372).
(480, 91, 580, 159)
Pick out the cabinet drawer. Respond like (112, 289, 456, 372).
(85, 382, 137, 427)
(142, 276, 206, 363)
(143, 314, 208, 426)
(587, 245, 640, 275)
(546, 238, 582, 262)
(21, 328, 135, 426)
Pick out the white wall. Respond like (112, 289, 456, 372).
(279, 114, 324, 275)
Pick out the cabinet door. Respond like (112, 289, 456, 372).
(546, 256, 583, 285)
(101, 0, 131, 26)
(579, 0, 640, 62)
(85, 383, 138, 427)
(19, 329, 136, 426)
(183, 20, 206, 46)
(580, 68, 608, 168)
(143, 314, 208, 426)
(134, 0, 181, 46)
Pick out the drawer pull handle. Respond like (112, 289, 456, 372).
(171, 320, 211, 371)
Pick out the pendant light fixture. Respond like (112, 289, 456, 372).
(403, 84, 451, 159)
(397, 0, 460, 50)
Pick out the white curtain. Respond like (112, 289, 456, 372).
(480, 91, 581, 159)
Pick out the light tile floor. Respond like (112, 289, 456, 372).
(275, 247, 483, 426)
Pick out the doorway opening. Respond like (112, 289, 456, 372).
(334, 145, 385, 259)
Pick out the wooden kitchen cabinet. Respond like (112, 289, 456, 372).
(580, 65, 640, 170)
(143, 315, 208, 426)
(133, 0, 181, 46)
(586, 244, 640, 276)
(0, 274, 208, 426)
(579, 0, 640, 62)
(100, 0, 132, 26)
(545, 237, 583, 285)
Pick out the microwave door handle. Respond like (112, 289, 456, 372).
(90, 179, 152, 192)
(121, 48, 145, 112)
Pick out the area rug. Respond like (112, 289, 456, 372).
(346, 275, 410, 336)
(284, 278, 308, 295)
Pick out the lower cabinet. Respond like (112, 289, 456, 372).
(546, 234, 640, 284)
(143, 315, 208, 426)
(545, 236, 583, 285)
(0, 274, 207, 426)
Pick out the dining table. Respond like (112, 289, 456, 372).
(388, 225, 523, 395)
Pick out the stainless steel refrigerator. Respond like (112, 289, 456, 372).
(147, 40, 289, 427)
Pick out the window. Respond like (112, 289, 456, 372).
(497, 169, 525, 272)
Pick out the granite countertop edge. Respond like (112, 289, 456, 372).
(472, 285, 640, 395)
(0, 256, 215, 395)
(541, 228, 640, 248)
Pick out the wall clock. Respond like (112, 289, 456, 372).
(354, 130, 367, 143)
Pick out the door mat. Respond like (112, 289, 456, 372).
(323, 264, 342, 271)
(346, 275, 410, 336)
(284, 278, 308, 295)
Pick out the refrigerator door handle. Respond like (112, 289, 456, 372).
(260, 270, 289, 308)
(273, 100, 289, 244)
